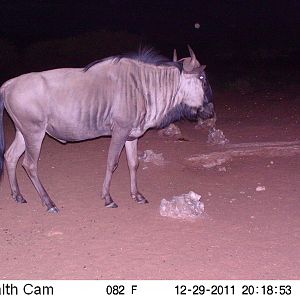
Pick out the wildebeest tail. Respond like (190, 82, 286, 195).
(0, 90, 5, 176)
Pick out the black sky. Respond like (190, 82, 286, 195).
(0, 0, 299, 62)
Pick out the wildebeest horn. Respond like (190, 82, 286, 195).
(183, 45, 198, 72)
(173, 49, 177, 62)
(188, 45, 196, 63)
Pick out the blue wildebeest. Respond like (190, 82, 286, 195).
(0, 46, 214, 212)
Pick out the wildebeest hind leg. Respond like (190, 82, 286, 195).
(125, 139, 148, 204)
(4, 130, 26, 203)
(22, 132, 59, 213)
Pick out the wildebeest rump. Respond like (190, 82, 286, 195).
(0, 46, 214, 212)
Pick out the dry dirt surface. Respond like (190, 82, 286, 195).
(0, 87, 300, 280)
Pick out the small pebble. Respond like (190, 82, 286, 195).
(218, 166, 227, 172)
(256, 186, 266, 192)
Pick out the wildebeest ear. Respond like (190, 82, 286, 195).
(200, 65, 206, 72)
(173, 49, 178, 62)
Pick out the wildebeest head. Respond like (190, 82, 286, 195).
(174, 46, 215, 122)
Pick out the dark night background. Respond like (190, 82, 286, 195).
(0, 0, 299, 87)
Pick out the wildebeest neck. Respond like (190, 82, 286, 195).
(158, 103, 200, 128)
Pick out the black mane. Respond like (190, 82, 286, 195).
(83, 58, 108, 72)
(83, 47, 183, 72)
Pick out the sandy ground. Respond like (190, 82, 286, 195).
(0, 87, 299, 280)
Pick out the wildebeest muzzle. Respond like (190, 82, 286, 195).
(198, 102, 215, 120)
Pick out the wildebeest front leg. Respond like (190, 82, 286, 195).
(125, 139, 148, 204)
(102, 132, 128, 208)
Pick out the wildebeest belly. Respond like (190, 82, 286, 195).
(46, 125, 112, 142)
(46, 111, 112, 142)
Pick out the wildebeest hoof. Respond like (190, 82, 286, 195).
(132, 193, 149, 204)
(47, 206, 59, 213)
(105, 201, 118, 208)
(14, 194, 27, 204)
(137, 198, 149, 204)
(103, 195, 118, 208)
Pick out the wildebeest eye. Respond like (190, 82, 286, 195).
(199, 76, 204, 80)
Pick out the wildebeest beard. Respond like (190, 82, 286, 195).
(158, 103, 201, 129)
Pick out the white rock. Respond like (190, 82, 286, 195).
(160, 191, 205, 220)
(138, 149, 166, 166)
(256, 186, 266, 192)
